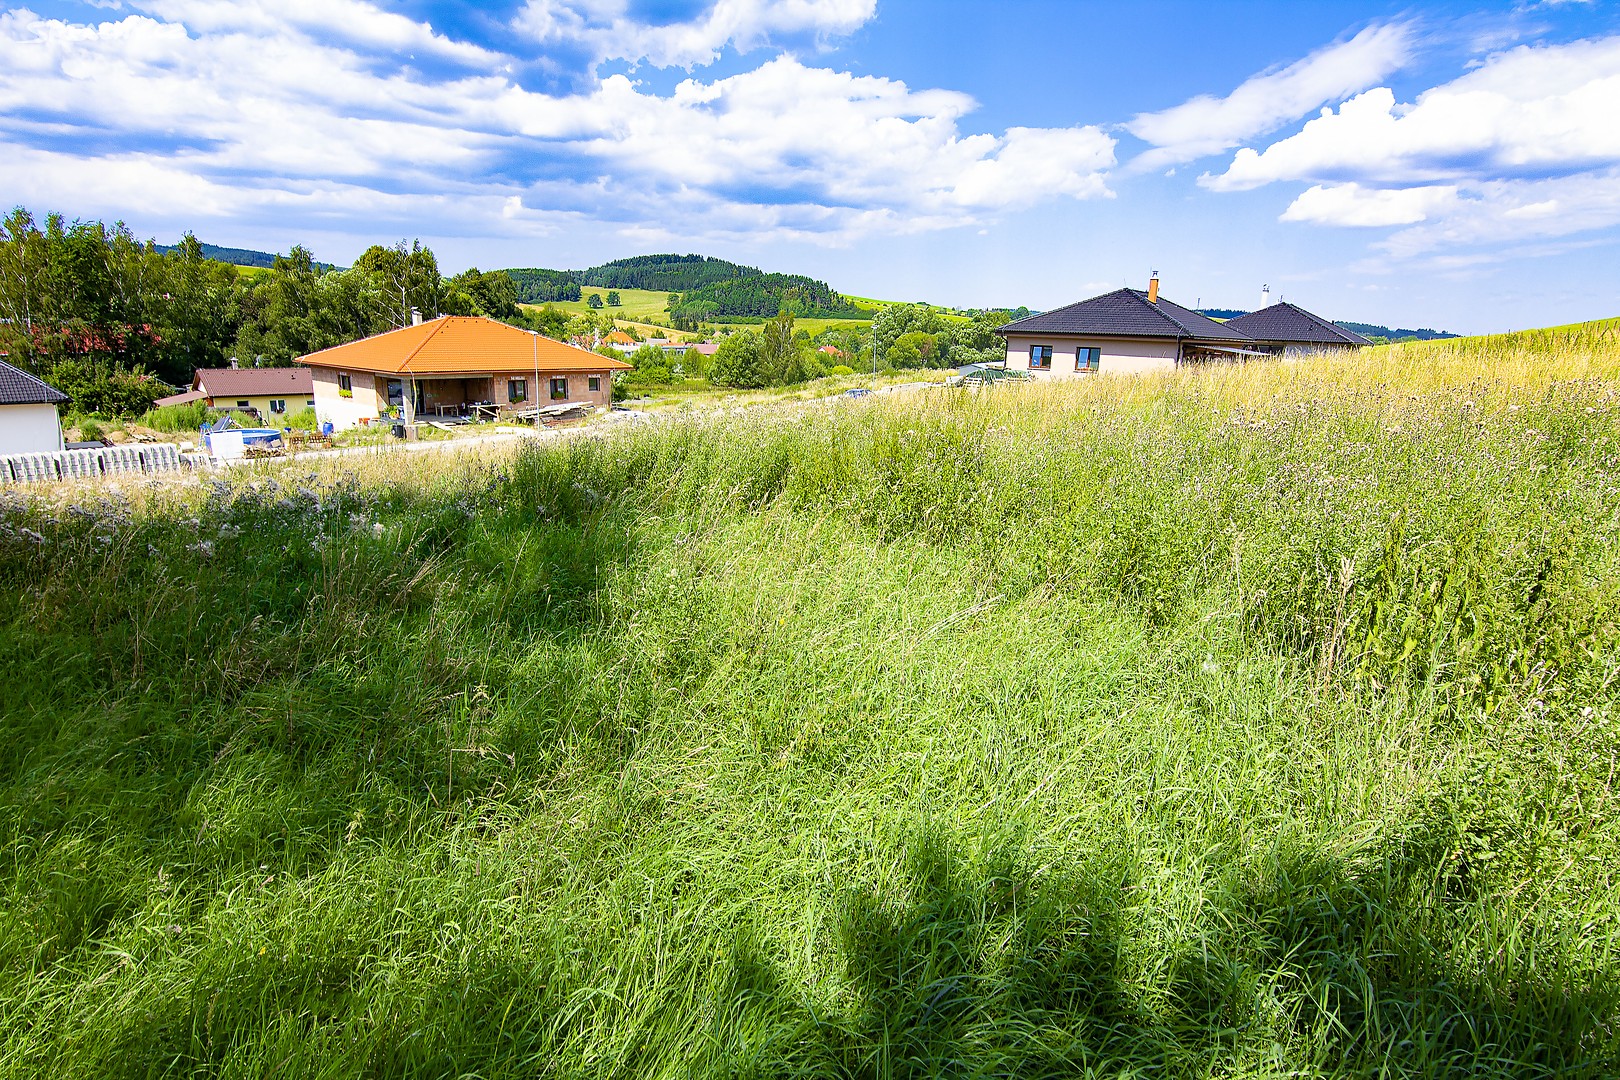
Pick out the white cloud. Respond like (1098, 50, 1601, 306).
(1124, 22, 1413, 171)
(134, 0, 506, 67)
(0, 6, 1113, 245)
(1200, 34, 1620, 257)
(514, 0, 876, 70)
(1281, 182, 1460, 226)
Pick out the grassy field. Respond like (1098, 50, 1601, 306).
(2, 325, 1618, 1076)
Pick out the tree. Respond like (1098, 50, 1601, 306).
(606, 291, 622, 307)
(708, 330, 764, 388)
(354, 240, 446, 327)
(761, 309, 807, 386)
(447, 268, 520, 320)
(586, 293, 604, 309)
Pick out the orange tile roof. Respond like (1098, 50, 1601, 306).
(299, 316, 632, 376)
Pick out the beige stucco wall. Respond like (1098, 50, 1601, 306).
(1001, 334, 1180, 377)
(0, 403, 64, 454)
(310, 367, 383, 430)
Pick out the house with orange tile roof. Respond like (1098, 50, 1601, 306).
(299, 316, 631, 429)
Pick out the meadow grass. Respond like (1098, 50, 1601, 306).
(1, 334, 1618, 1077)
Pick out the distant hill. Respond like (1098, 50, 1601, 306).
(1335, 321, 1458, 343)
(1197, 308, 1457, 342)
(503, 254, 861, 322)
(580, 255, 760, 292)
(155, 240, 338, 271)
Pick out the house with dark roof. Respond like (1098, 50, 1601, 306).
(153, 366, 317, 421)
(0, 359, 69, 454)
(995, 277, 1265, 377)
(1223, 301, 1373, 357)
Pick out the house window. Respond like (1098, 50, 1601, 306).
(1076, 347, 1101, 372)
(306, 399, 315, 408)
(588, 375, 601, 392)
(269, 399, 286, 414)
(338, 372, 352, 397)
(550, 377, 568, 400)
(1030, 345, 1053, 369)
(508, 378, 527, 403)
(236, 400, 250, 408)
(386, 379, 404, 406)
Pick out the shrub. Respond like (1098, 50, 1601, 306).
(74, 415, 105, 443)
(284, 407, 319, 431)
(139, 402, 214, 432)
(829, 364, 855, 377)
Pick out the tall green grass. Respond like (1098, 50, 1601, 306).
(0, 348, 1617, 1076)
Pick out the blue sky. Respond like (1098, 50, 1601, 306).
(2, 1, 1619, 331)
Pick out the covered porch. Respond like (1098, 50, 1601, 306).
(387, 374, 527, 422)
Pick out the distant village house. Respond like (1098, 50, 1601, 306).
(153, 366, 316, 421)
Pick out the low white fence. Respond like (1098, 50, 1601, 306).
(1, 443, 201, 484)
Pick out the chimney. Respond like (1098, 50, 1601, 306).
(1147, 271, 1160, 304)
(1260, 285, 1271, 309)
(410, 307, 423, 326)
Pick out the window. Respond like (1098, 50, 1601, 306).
(1076, 347, 1101, 373)
(306, 399, 315, 408)
(550, 377, 568, 400)
(338, 372, 352, 397)
(508, 378, 527, 403)
(236, 400, 250, 408)
(1029, 345, 1053, 369)
(588, 375, 601, 392)
(269, 399, 286, 414)
(386, 379, 404, 407)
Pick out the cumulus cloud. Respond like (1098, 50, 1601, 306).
(0, 5, 1113, 244)
(1200, 34, 1620, 256)
(514, 0, 876, 70)
(1123, 22, 1413, 171)
(1281, 183, 1460, 227)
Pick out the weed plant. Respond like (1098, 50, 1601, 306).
(1, 338, 1617, 1077)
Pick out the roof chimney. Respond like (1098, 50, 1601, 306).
(410, 307, 423, 326)
(1147, 271, 1160, 304)
(1260, 284, 1271, 309)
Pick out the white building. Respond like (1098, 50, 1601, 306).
(0, 359, 68, 455)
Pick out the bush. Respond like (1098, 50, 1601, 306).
(44, 358, 166, 417)
(829, 364, 855, 377)
(73, 415, 105, 443)
(139, 402, 214, 433)
(284, 407, 319, 431)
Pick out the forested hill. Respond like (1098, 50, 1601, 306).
(501, 254, 862, 319)
(1336, 321, 1458, 343)
(579, 254, 760, 291)
(154, 240, 338, 271)
(678, 274, 862, 320)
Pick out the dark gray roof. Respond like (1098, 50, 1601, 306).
(996, 288, 1255, 342)
(0, 359, 68, 406)
(1224, 302, 1372, 346)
